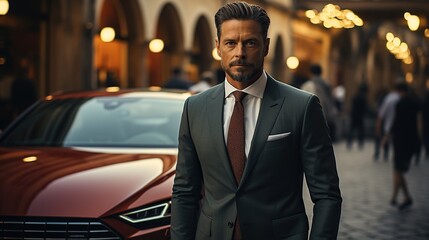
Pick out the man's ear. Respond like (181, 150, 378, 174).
(264, 38, 270, 56)
(215, 38, 221, 57)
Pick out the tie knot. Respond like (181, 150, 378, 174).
(232, 91, 247, 102)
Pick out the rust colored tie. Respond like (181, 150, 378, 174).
(227, 91, 247, 240)
(227, 91, 247, 184)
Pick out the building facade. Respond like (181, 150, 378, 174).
(1, 0, 428, 111)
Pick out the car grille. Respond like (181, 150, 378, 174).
(0, 216, 121, 240)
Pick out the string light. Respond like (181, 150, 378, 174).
(385, 32, 413, 64)
(305, 4, 363, 29)
(404, 12, 420, 31)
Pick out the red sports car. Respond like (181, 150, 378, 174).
(0, 88, 191, 239)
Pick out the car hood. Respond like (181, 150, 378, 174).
(0, 147, 177, 218)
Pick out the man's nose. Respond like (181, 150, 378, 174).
(234, 43, 246, 58)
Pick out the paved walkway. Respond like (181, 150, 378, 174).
(303, 140, 429, 240)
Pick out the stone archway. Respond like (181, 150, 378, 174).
(95, 0, 145, 88)
(121, 0, 145, 87)
(149, 3, 185, 87)
(190, 15, 214, 82)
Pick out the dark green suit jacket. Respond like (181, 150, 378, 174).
(171, 76, 342, 240)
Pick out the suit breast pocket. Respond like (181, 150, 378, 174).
(260, 132, 296, 171)
(265, 132, 293, 150)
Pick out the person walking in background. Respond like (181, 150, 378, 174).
(373, 88, 389, 160)
(171, 2, 342, 239)
(333, 81, 346, 113)
(423, 89, 429, 160)
(104, 71, 120, 87)
(375, 83, 402, 161)
(163, 67, 192, 90)
(10, 58, 38, 119)
(390, 83, 421, 210)
(347, 83, 368, 150)
(301, 64, 339, 142)
(189, 70, 216, 93)
(409, 88, 423, 165)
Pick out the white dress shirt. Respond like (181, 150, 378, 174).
(223, 71, 267, 157)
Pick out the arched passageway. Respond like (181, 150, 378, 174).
(149, 3, 185, 87)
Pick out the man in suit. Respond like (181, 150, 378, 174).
(171, 2, 342, 239)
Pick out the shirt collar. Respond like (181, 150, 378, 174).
(225, 71, 267, 99)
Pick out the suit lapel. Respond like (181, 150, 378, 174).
(240, 77, 285, 187)
(207, 83, 238, 186)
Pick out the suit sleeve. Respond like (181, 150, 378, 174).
(301, 95, 342, 240)
(171, 98, 203, 240)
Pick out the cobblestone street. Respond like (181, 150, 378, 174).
(304, 140, 429, 240)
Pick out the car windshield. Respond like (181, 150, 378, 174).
(0, 96, 184, 148)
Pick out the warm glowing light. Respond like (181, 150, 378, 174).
(0, 0, 9, 15)
(45, 95, 53, 100)
(286, 56, 299, 70)
(212, 48, 221, 61)
(404, 56, 413, 64)
(386, 42, 394, 51)
(425, 29, 429, 38)
(106, 86, 120, 92)
(100, 27, 115, 42)
(305, 10, 317, 18)
(353, 17, 364, 26)
(407, 14, 420, 31)
(345, 11, 355, 21)
(405, 73, 413, 83)
(392, 37, 401, 47)
(323, 20, 333, 28)
(149, 39, 164, 53)
(23, 156, 37, 163)
(306, 4, 362, 29)
(399, 42, 408, 52)
(385, 33, 413, 64)
(310, 17, 322, 24)
(386, 32, 394, 42)
(149, 86, 162, 91)
(404, 12, 411, 20)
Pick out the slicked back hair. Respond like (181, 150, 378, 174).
(215, 1, 270, 41)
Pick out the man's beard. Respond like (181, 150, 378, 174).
(222, 60, 261, 83)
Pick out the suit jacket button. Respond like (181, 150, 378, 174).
(227, 221, 234, 228)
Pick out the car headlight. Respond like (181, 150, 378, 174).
(119, 201, 171, 224)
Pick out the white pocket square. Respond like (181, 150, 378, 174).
(267, 132, 291, 141)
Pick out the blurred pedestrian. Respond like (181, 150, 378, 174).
(423, 89, 429, 160)
(373, 88, 389, 160)
(409, 88, 423, 165)
(375, 84, 401, 161)
(390, 83, 421, 210)
(163, 67, 192, 90)
(333, 82, 346, 113)
(347, 83, 368, 150)
(105, 71, 120, 87)
(10, 59, 38, 119)
(373, 88, 389, 161)
(189, 70, 216, 93)
(301, 63, 339, 142)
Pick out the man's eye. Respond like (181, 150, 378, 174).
(225, 42, 235, 47)
(246, 41, 257, 47)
